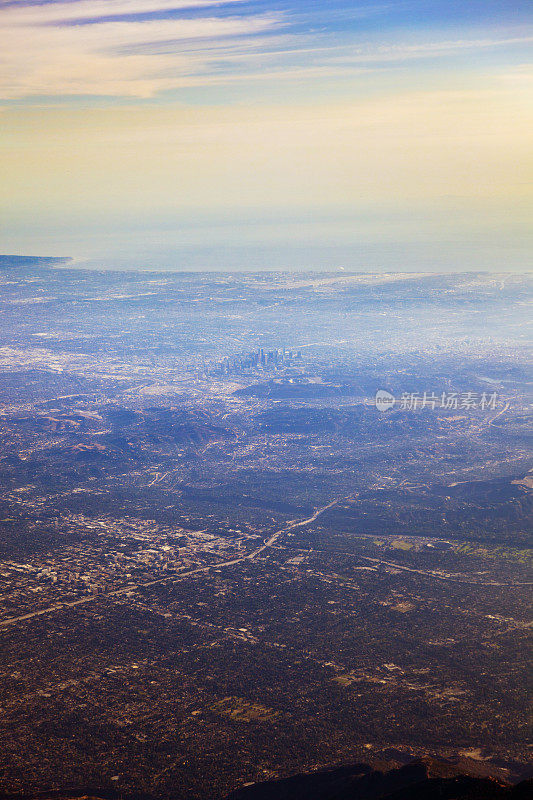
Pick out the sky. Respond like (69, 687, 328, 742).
(0, 0, 532, 271)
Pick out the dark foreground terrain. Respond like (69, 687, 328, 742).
(0, 759, 531, 800)
(227, 759, 533, 800)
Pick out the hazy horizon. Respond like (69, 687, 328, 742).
(1, 0, 532, 270)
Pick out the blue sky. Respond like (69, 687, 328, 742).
(0, 0, 531, 269)
(1, 0, 531, 103)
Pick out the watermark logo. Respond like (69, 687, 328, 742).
(375, 389, 396, 412)
(375, 390, 499, 412)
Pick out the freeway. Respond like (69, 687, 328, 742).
(355, 555, 533, 587)
(3, 492, 529, 632)
(0, 498, 344, 630)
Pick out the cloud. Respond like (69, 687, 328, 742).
(2, 0, 245, 23)
(1, 0, 532, 101)
(331, 35, 533, 65)
(0, 0, 284, 98)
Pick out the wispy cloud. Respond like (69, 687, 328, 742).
(0, 0, 285, 98)
(332, 35, 533, 65)
(0, 0, 532, 100)
(2, 0, 247, 25)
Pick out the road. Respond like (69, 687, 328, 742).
(487, 400, 510, 427)
(0, 498, 343, 630)
(355, 555, 533, 587)
(3, 492, 529, 631)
